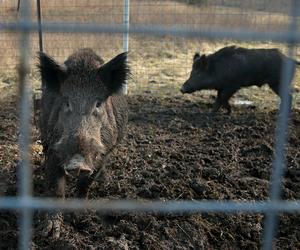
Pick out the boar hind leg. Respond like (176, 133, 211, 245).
(269, 82, 293, 108)
(269, 82, 280, 97)
(47, 165, 66, 198)
(40, 159, 66, 239)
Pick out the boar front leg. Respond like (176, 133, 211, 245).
(40, 156, 66, 239)
(77, 172, 93, 198)
(69, 172, 94, 224)
(76, 156, 108, 198)
(211, 88, 237, 114)
(211, 90, 222, 113)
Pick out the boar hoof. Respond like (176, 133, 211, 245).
(40, 212, 63, 239)
(209, 110, 218, 116)
(225, 107, 232, 115)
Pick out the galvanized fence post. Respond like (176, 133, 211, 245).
(262, 0, 300, 249)
(18, 0, 32, 249)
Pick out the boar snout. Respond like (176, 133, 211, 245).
(180, 83, 188, 94)
(180, 86, 185, 94)
(54, 134, 105, 175)
(180, 81, 195, 94)
(63, 154, 93, 177)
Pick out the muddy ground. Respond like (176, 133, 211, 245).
(1, 89, 300, 250)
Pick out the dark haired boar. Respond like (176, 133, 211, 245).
(181, 46, 299, 114)
(38, 48, 129, 238)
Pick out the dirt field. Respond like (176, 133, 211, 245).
(1, 81, 300, 249)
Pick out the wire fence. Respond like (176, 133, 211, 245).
(0, 0, 299, 94)
(0, 0, 300, 249)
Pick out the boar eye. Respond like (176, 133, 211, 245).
(95, 100, 102, 108)
(63, 99, 72, 112)
(93, 100, 103, 116)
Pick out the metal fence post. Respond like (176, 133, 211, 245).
(17, 0, 21, 12)
(36, 0, 43, 53)
(18, 0, 32, 248)
(262, 0, 300, 249)
(122, 0, 130, 94)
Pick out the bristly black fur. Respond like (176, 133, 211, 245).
(183, 45, 297, 114)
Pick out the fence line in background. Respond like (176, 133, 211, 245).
(0, 1, 299, 249)
(1, 22, 300, 44)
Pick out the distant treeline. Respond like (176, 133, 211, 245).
(173, 0, 290, 14)
(180, 0, 208, 5)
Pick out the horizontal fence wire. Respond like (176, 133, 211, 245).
(1, 197, 300, 213)
(0, 22, 300, 43)
(0, 0, 299, 249)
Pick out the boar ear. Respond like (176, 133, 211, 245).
(199, 54, 208, 69)
(193, 53, 201, 62)
(193, 54, 208, 70)
(98, 52, 129, 94)
(38, 52, 67, 92)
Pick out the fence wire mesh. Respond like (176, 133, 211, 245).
(0, 0, 300, 249)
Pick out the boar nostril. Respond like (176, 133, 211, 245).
(180, 87, 185, 94)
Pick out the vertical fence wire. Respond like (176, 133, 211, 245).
(36, 0, 44, 92)
(262, 0, 300, 249)
(122, 0, 130, 94)
(17, 0, 21, 12)
(36, 0, 43, 53)
(18, 0, 33, 249)
(123, 0, 130, 53)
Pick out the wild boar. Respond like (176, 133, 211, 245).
(181, 46, 299, 114)
(38, 48, 129, 238)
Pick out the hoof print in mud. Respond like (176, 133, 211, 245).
(38, 213, 63, 239)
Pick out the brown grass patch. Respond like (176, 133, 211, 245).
(0, 0, 299, 106)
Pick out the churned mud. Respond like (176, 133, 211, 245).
(1, 91, 300, 249)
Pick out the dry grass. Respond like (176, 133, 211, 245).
(0, 0, 295, 62)
(0, 0, 299, 105)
